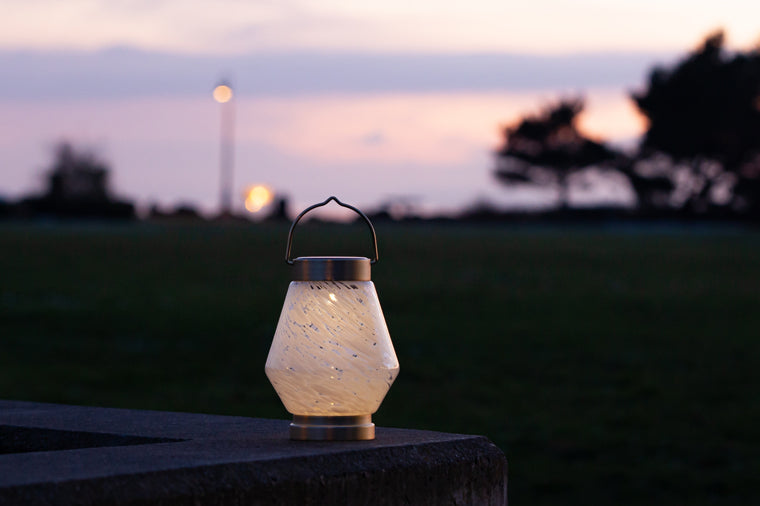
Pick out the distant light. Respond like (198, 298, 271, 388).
(213, 84, 233, 103)
(245, 185, 273, 213)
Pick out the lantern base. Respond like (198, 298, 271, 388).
(290, 415, 375, 441)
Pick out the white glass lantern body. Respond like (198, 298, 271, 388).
(266, 280, 399, 422)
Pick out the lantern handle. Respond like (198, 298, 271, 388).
(286, 196, 379, 265)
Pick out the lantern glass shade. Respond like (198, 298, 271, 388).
(265, 280, 399, 418)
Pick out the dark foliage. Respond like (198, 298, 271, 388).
(493, 31, 760, 221)
(631, 31, 760, 216)
(18, 142, 135, 220)
(494, 98, 619, 208)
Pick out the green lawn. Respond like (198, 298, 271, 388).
(1, 221, 758, 505)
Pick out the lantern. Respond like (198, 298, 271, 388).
(265, 197, 399, 440)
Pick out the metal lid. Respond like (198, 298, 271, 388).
(285, 197, 378, 282)
(292, 256, 371, 281)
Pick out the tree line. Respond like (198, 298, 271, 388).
(3, 30, 758, 223)
(494, 31, 760, 221)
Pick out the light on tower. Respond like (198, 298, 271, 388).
(213, 84, 233, 103)
(244, 185, 274, 213)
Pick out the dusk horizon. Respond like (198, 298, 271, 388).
(1, 45, 677, 216)
(2, 1, 758, 216)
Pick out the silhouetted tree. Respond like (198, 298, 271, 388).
(494, 98, 618, 209)
(46, 142, 110, 202)
(20, 141, 134, 219)
(631, 31, 760, 216)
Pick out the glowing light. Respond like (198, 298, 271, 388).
(265, 198, 398, 441)
(266, 280, 399, 436)
(244, 185, 273, 213)
(213, 84, 233, 103)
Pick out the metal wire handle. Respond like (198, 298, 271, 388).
(285, 196, 379, 264)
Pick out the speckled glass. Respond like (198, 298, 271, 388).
(266, 281, 399, 416)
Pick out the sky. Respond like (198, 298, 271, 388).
(1, 0, 759, 217)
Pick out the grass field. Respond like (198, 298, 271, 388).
(1, 221, 758, 505)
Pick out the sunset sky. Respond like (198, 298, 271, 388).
(1, 1, 758, 216)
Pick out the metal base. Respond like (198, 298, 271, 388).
(290, 415, 375, 441)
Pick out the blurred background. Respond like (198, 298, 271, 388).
(1, 0, 759, 219)
(1, 1, 759, 505)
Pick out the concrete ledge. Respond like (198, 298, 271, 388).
(0, 400, 507, 505)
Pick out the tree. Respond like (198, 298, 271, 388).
(20, 141, 135, 219)
(46, 142, 111, 203)
(631, 31, 760, 216)
(494, 98, 618, 209)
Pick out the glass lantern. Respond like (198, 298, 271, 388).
(265, 197, 400, 440)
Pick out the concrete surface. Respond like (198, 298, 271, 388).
(0, 400, 507, 505)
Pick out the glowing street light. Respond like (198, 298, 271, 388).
(265, 197, 400, 441)
(244, 185, 273, 213)
(213, 81, 235, 215)
(213, 84, 233, 104)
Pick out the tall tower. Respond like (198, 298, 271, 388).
(213, 81, 235, 215)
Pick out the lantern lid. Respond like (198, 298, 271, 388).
(285, 197, 379, 282)
(292, 256, 371, 281)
